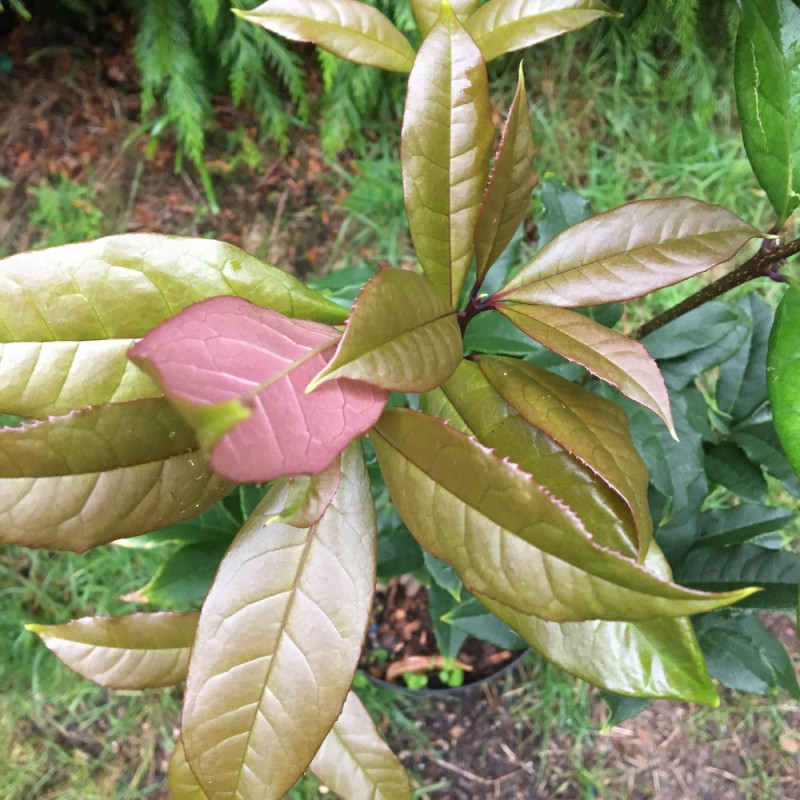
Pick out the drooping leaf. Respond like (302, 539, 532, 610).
(130, 296, 388, 483)
(182, 445, 376, 800)
(309, 691, 412, 800)
(308, 268, 462, 393)
(410, 0, 479, 35)
(735, 0, 795, 221)
(0, 399, 195, 477)
(495, 198, 763, 307)
(767, 284, 800, 477)
(0, 450, 233, 552)
(371, 408, 755, 623)
(464, 0, 619, 62)
(704, 441, 768, 503)
(498, 303, 674, 434)
(694, 611, 800, 698)
(238, 0, 416, 73)
(474, 64, 537, 283)
(169, 737, 209, 800)
(401, 4, 494, 305)
(26, 611, 198, 689)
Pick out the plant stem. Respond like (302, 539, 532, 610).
(635, 236, 800, 339)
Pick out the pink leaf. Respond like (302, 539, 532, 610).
(129, 297, 389, 483)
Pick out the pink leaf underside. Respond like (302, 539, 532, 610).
(129, 297, 389, 483)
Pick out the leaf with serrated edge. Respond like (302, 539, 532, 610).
(495, 198, 763, 307)
(169, 737, 209, 800)
(238, 0, 415, 72)
(402, 4, 493, 305)
(0, 451, 233, 552)
(464, 0, 618, 62)
(371, 408, 755, 622)
(474, 64, 537, 283)
(0, 399, 196, 478)
(310, 692, 412, 800)
(26, 612, 198, 689)
(182, 444, 376, 800)
(0, 340, 159, 418)
(438, 360, 639, 559)
(498, 303, 674, 435)
(411, 0, 479, 35)
(308, 269, 462, 393)
(130, 296, 388, 483)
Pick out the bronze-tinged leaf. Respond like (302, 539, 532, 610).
(169, 737, 209, 800)
(474, 64, 537, 283)
(238, 0, 416, 72)
(401, 4, 494, 306)
(371, 408, 756, 622)
(464, 0, 619, 62)
(26, 612, 199, 689)
(0, 451, 233, 552)
(308, 269, 462, 393)
(497, 303, 675, 433)
(182, 444, 376, 800)
(410, 0, 480, 35)
(310, 692, 412, 800)
(496, 198, 764, 306)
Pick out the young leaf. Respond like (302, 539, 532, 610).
(169, 737, 209, 800)
(495, 198, 763, 307)
(238, 0, 416, 73)
(130, 296, 388, 483)
(308, 269, 461, 393)
(474, 64, 537, 283)
(0, 450, 233, 552)
(767, 284, 800, 477)
(371, 408, 756, 623)
(309, 692, 412, 800)
(464, 0, 619, 63)
(401, 3, 493, 306)
(498, 303, 674, 434)
(735, 0, 795, 221)
(410, 0, 480, 35)
(26, 611, 199, 689)
(182, 445, 376, 800)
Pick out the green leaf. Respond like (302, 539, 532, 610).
(0, 399, 196, 477)
(423, 551, 463, 600)
(309, 692, 412, 800)
(238, 0, 416, 73)
(463, 309, 540, 357)
(308, 269, 462, 393)
(535, 175, 592, 248)
(732, 418, 800, 489)
(26, 611, 199, 689)
(0, 450, 233, 552)
(169, 737, 209, 800)
(428, 582, 470, 658)
(498, 303, 674, 434)
(704, 441, 768, 503)
(182, 444, 376, 800)
(696, 505, 797, 548)
(735, 0, 795, 221)
(781, 0, 800, 201)
(496, 198, 763, 307)
(601, 693, 650, 728)
(694, 611, 800, 698)
(474, 64, 537, 283)
(464, 0, 618, 62)
(410, 0, 479, 35)
(768, 284, 800, 477)
(401, 4, 493, 306)
(371, 408, 756, 623)
(443, 597, 527, 651)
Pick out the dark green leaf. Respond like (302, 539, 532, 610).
(535, 175, 592, 248)
(600, 693, 651, 728)
(423, 551, 463, 601)
(428, 583, 470, 659)
(443, 597, 527, 651)
(697, 505, 797, 548)
(704, 441, 768, 503)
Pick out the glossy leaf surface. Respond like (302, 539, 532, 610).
(182, 445, 376, 800)
(372, 408, 755, 622)
(496, 198, 762, 306)
(767, 284, 800, 477)
(27, 611, 198, 689)
(309, 269, 461, 392)
(464, 0, 618, 62)
(169, 737, 209, 800)
(474, 65, 537, 282)
(239, 0, 415, 73)
(0, 450, 233, 551)
(130, 296, 388, 483)
(499, 303, 674, 434)
(402, 4, 493, 305)
(309, 692, 412, 800)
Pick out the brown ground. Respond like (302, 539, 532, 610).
(1, 12, 799, 800)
